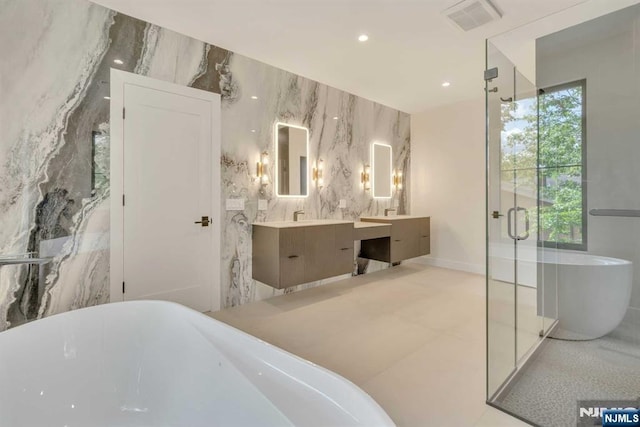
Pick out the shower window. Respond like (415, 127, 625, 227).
(538, 80, 586, 250)
(501, 80, 586, 249)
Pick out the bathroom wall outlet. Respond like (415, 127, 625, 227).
(226, 199, 245, 211)
(258, 199, 268, 211)
(339, 199, 347, 209)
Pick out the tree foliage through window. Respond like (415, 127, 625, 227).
(501, 81, 585, 248)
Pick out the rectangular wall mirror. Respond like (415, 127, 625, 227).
(276, 123, 309, 197)
(372, 142, 392, 198)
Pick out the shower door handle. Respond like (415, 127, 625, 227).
(508, 207, 530, 241)
(517, 207, 530, 241)
(507, 207, 517, 240)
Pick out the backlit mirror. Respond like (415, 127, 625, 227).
(372, 143, 392, 198)
(276, 123, 309, 197)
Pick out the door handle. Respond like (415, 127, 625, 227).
(507, 208, 530, 241)
(507, 208, 516, 240)
(492, 211, 504, 219)
(194, 216, 210, 227)
(517, 207, 530, 241)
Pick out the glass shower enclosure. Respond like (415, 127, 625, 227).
(485, 4, 640, 426)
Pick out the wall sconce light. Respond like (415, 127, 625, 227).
(256, 151, 269, 186)
(393, 170, 403, 190)
(361, 164, 371, 191)
(313, 159, 324, 188)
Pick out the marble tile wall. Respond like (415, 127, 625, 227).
(0, 0, 410, 330)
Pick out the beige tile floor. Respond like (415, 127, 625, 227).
(209, 263, 528, 426)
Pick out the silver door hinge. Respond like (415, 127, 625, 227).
(484, 67, 498, 81)
(122, 194, 125, 206)
(122, 281, 125, 293)
(122, 107, 125, 119)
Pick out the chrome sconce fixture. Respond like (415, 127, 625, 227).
(393, 170, 403, 191)
(361, 164, 371, 191)
(256, 151, 269, 186)
(313, 159, 324, 188)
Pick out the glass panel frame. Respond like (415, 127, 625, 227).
(486, 41, 518, 400)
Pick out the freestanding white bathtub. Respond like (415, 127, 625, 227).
(0, 301, 394, 427)
(538, 249, 633, 340)
(491, 244, 633, 340)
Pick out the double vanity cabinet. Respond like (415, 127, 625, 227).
(252, 215, 430, 289)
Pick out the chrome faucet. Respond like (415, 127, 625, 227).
(293, 210, 305, 222)
(384, 208, 396, 217)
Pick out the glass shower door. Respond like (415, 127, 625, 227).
(486, 42, 547, 400)
(512, 70, 545, 364)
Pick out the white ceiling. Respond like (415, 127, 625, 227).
(91, 0, 633, 113)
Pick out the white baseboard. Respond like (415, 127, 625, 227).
(408, 256, 485, 275)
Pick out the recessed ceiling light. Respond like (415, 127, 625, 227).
(358, 34, 369, 42)
(113, 59, 124, 65)
(251, 95, 258, 100)
(104, 96, 111, 100)
(333, 116, 338, 120)
(251, 129, 256, 133)
(442, 81, 451, 87)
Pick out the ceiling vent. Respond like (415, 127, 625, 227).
(443, 0, 502, 32)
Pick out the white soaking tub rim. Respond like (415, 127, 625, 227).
(537, 248, 632, 266)
(0, 300, 394, 427)
(491, 243, 632, 266)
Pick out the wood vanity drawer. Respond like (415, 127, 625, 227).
(334, 223, 354, 250)
(418, 218, 430, 256)
(390, 236, 419, 263)
(419, 236, 431, 256)
(279, 228, 305, 257)
(279, 254, 305, 288)
(389, 219, 418, 262)
(390, 219, 415, 242)
(419, 217, 430, 238)
(278, 228, 305, 288)
(334, 246, 354, 276)
(333, 223, 354, 276)
(305, 225, 335, 283)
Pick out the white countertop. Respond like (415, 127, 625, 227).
(254, 219, 354, 228)
(354, 222, 392, 229)
(360, 215, 430, 221)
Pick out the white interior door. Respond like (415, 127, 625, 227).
(110, 70, 221, 312)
